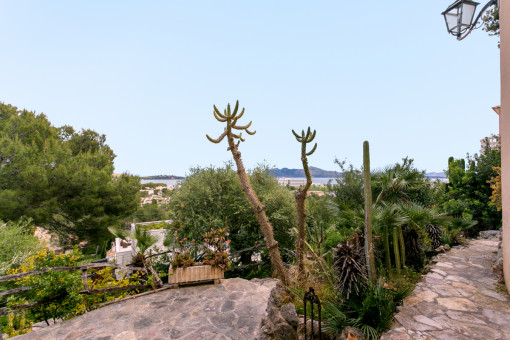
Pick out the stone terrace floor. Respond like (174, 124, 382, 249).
(381, 237, 510, 340)
(13, 277, 277, 340)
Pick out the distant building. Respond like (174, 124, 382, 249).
(307, 191, 325, 197)
(277, 178, 306, 187)
(480, 135, 500, 154)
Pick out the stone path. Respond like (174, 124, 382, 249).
(381, 238, 510, 340)
(13, 278, 277, 340)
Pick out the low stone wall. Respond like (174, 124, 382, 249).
(259, 282, 299, 340)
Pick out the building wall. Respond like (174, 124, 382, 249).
(500, 0, 510, 292)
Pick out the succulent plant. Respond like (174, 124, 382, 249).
(333, 242, 367, 299)
(426, 224, 443, 249)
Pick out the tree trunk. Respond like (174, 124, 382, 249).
(228, 136, 291, 287)
(142, 256, 163, 288)
(363, 141, 377, 283)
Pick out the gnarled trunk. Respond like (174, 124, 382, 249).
(228, 136, 290, 287)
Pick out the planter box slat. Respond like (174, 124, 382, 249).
(168, 265, 224, 287)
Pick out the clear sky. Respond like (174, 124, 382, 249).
(0, 1, 500, 176)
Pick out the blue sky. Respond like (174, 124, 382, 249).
(0, 1, 500, 176)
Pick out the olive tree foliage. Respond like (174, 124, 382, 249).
(0, 103, 140, 245)
(169, 163, 297, 263)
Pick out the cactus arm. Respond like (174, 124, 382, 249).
(236, 107, 245, 121)
(292, 129, 301, 140)
(214, 105, 227, 119)
(306, 143, 317, 156)
(206, 131, 227, 144)
(232, 101, 239, 116)
(214, 110, 228, 122)
(233, 121, 252, 130)
(245, 129, 256, 135)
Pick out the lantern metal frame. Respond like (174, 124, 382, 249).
(442, 0, 498, 40)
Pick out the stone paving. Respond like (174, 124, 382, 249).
(12, 278, 277, 340)
(381, 238, 510, 340)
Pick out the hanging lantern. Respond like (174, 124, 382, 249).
(442, 0, 479, 37)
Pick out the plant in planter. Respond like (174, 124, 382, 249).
(171, 252, 194, 269)
(202, 227, 231, 270)
(168, 226, 230, 286)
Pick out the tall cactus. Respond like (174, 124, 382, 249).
(363, 141, 377, 283)
(206, 101, 290, 287)
(292, 127, 317, 279)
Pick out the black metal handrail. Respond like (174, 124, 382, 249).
(303, 287, 322, 340)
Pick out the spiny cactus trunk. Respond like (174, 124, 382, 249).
(363, 141, 377, 283)
(293, 127, 316, 280)
(383, 225, 392, 279)
(398, 225, 406, 268)
(393, 228, 401, 276)
(228, 137, 290, 287)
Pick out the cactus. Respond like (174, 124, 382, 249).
(206, 100, 290, 287)
(292, 127, 317, 279)
(393, 227, 401, 276)
(363, 141, 377, 283)
(398, 225, 406, 268)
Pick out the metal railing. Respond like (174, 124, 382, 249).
(303, 287, 322, 340)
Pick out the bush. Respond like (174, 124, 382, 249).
(2, 249, 144, 336)
(0, 219, 40, 274)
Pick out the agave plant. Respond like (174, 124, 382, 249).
(333, 242, 367, 299)
(426, 224, 443, 249)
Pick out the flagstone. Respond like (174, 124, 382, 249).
(383, 237, 510, 340)
(436, 297, 477, 312)
(416, 290, 438, 303)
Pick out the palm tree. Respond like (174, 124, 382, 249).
(108, 226, 163, 287)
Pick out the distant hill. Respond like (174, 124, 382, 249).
(270, 167, 340, 178)
(141, 170, 445, 180)
(270, 167, 446, 179)
(141, 175, 185, 180)
(424, 172, 446, 178)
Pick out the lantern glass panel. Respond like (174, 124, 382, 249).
(444, 9, 461, 34)
(461, 2, 477, 26)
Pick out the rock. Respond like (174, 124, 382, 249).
(433, 244, 451, 253)
(479, 230, 501, 239)
(259, 283, 298, 340)
(338, 326, 365, 340)
(436, 297, 477, 312)
(297, 318, 332, 340)
(280, 303, 299, 328)
(416, 290, 438, 303)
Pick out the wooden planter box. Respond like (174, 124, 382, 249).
(168, 265, 224, 288)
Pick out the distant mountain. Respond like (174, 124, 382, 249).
(140, 170, 445, 180)
(270, 167, 340, 178)
(425, 172, 446, 178)
(142, 175, 185, 180)
(270, 167, 446, 179)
